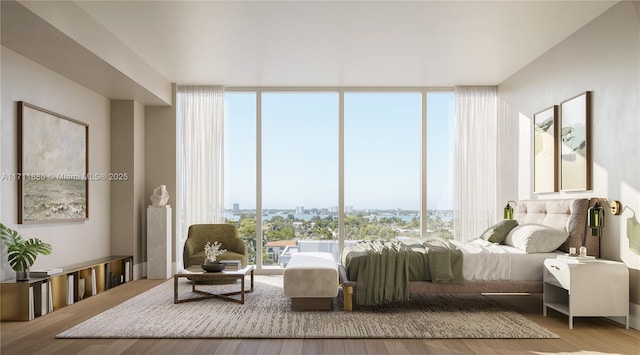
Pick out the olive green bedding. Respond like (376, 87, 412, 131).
(342, 239, 463, 306)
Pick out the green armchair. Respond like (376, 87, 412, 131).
(183, 224, 248, 268)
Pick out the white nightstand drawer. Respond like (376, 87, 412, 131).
(543, 268, 563, 289)
(543, 259, 570, 290)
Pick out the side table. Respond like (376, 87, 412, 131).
(543, 257, 629, 329)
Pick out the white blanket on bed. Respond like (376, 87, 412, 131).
(451, 239, 511, 281)
(397, 237, 561, 282)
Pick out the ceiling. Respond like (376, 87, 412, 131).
(73, 0, 617, 88)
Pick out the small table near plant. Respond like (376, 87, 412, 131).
(173, 265, 254, 304)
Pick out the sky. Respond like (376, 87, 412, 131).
(224, 91, 454, 211)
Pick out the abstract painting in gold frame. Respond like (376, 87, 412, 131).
(533, 105, 558, 193)
(559, 91, 591, 191)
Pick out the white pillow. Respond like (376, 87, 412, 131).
(504, 224, 569, 253)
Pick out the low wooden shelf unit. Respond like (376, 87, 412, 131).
(1, 255, 133, 321)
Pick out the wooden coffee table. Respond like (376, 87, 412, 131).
(173, 265, 254, 304)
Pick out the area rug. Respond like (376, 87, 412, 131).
(56, 276, 557, 339)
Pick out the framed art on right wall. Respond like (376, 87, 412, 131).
(533, 105, 558, 193)
(560, 91, 591, 191)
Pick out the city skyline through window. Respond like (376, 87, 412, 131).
(224, 89, 454, 267)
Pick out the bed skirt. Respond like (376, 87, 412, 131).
(338, 265, 542, 310)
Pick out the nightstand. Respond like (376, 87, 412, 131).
(543, 258, 629, 329)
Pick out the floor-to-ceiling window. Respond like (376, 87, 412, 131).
(426, 91, 455, 238)
(224, 88, 453, 270)
(261, 92, 339, 267)
(224, 92, 257, 264)
(344, 92, 421, 241)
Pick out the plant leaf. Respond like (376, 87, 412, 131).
(0, 223, 52, 271)
(0, 223, 23, 246)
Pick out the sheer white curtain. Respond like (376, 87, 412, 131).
(453, 86, 497, 241)
(496, 101, 520, 215)
(176, 86, 225, 269)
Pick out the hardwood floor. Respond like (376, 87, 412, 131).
(1, 279, 638, 355)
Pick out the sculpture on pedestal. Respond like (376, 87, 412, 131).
(151, 185, 170, 206)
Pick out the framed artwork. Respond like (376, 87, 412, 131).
(18, 101, 89, 223)
(559, 91, 591, 191)
(533, 105, 558, 193)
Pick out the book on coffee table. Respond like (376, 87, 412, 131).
(557, 254, 596, 262)
(219, 260, 241, 270)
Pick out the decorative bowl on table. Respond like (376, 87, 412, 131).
(201, 262, 225, 272)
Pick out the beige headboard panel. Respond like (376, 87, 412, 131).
(514, 198, 599, 258)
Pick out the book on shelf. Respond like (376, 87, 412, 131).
(30, 268, 63, 278)
(29, 286, 34, 321)
(48, 280, 53, 312)
(125, 261, 131, 282)
(41, 281, 48, 316)
(219, 259, 241, 270)
(67, 274, 75, 305)
(91, 268, 97, 296)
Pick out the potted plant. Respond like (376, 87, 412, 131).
(202, 241, 226, 272)
(0, 223, 52, 281)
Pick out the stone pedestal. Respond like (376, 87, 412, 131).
(147, 205, 172, 279)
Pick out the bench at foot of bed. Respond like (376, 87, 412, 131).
(283, 252, 339, 311)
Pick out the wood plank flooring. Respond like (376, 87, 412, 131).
(1, 279, 638, 355)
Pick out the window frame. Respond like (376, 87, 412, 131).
(225, 87, 453, 273)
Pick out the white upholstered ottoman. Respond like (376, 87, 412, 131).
(283, 252, 339, 311)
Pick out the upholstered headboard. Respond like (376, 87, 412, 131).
(514, 198, 600, 258)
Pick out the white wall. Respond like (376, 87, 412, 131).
(498, 1, 640, 327)
(110, 100, 146, 279)
(145, 85, 177, 270)
(1, 47, 111, 280)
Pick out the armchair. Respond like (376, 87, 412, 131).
(183, 224, 248, 268)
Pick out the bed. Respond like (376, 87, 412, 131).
(339, 198, 601, 308)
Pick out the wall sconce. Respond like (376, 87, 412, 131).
(503, 200, 517, 220)
(588, 202, 605, 237)
(587, 200, 622, 237)
(609, 200, 622, 215)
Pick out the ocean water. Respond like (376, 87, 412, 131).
(225, 212, 450, 222)
(23, 178, 87, 221)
